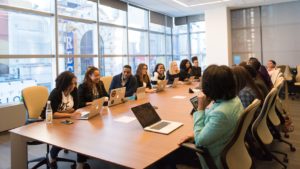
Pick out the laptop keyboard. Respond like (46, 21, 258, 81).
(150, 121, 170, 130)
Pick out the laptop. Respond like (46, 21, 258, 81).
(183, 76, 195, 85)
(154, 80, 168, 92)
(76, 98, 104, 120)
(108, 87, 126, 107)
(136, 87, 146, 100)
(131, 102, 183, 134)
(169, 77, 179, 88)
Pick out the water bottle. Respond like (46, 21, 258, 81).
(45, 101, 53, 124)
(103, 97, 108, 110)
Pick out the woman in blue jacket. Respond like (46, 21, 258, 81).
(180, 65, 244, 169)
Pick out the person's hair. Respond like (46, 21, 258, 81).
(83, 66, 100, 89)
(55, 71, 76, 93)
(180, 59, 192, 71)
(269, 60, 276, 66)
(169, 61, 179, 75)
(202, 65, 236, 101)
(239, 61, 247, 67)
(123, 65, 131, 70)
(153, 63, 164, 76)
(232, 66, 263, 101)
(136, 63, 150, 83)
(192, 56, 198, 62)
(242, 65, 257, 78)
(248, 57, 261, 71)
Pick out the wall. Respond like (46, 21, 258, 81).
(205, 6, 232, 66)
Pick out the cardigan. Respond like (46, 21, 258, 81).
(193, 96, 244, 169)
(41, 88, 78, 119)
(77, 81, 108, 108)
(166, 70, 180, 84)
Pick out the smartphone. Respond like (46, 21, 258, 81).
(61, 120, 73, 125)
(190, 96, 198, 111)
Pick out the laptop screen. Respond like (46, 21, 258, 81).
(131, 103, 161, 128)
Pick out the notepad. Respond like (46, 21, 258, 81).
(172, 96, 186, 99)
(114, 116, 136, 123)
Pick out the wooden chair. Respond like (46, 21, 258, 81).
(101, 76, 113, 93)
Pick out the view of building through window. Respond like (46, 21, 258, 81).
(0, 0, 206, 105)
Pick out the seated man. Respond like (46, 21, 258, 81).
(109, 65, 137, 97)
(191, 56, 202, 79)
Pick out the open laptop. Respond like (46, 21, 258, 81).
(131, 102, 183, 134)
(136, 87, 146, 100)
(167, 77, 179, 88)
(183, 76, 195, 85)
(76, 98, 104, 120)
(153, 80, 168, 92)
(108, 87, 126, 107)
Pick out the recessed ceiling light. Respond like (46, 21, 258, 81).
(173, 0, 231, 7)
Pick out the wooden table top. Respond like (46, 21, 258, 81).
(10, 83, 199, 169)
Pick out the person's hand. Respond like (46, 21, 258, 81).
(197, 91, 211, 111)
(86, 102, 92, 106)
(70, 112, 81, 119)
(178, 133, 194, 145)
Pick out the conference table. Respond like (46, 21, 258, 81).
(10, 83, 199, 169)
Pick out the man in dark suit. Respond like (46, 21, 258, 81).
(109, 65, 137, 97)
(191, 56, 202, 79)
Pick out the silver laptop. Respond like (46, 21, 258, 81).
(108, 87, 126, 107)
(136, 87, 146, 100)
(184, 76, 195, 85)
(131, 102, 183, 134)
(76, 98, 104, 120)
(154, 80, 168, 92)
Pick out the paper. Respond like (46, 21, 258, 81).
(114, 116, 136, 123)
(172, 96, 186, 99)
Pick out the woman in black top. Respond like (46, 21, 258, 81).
(179, 59, 192, 81)
(78, 66, 108, 108)
(135, 63, 156, 93)
(166, 61, 180, 84)
(43, 71, 90, 169)
(191, 56, 202, 79)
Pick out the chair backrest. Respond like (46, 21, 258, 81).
(22, 86, 48, 119)
(252, 88, 277, 145)
(296, 65, 300, 82)
(271, 69, 283, 85)
(101, 76, 113, 93)
(268, 78, 284, 126)
(221, 99, 261, 169)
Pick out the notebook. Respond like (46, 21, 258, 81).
(154, 80, 168, 92)
(76, 98, 104, 120)
(131, 102, 183, 134)
(108, 87, 126, 107)
(136, 86, 146, 100)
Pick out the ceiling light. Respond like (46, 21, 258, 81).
(173, 0, 231, 7)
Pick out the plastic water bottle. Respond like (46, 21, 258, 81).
(45, 101, 53, 124)
(103, 97, 109, 110)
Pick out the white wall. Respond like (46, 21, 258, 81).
(205, 6, 232, 66)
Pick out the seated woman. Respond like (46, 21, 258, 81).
(232, 66, 263, 108)
(42, 71, 90, 169)
(135, 63, 156, 93)
(78, 66, 108, 108)
(180, 65, 244, 169)
(248, 57, 273, 89)
(151, 63, 166, 85)
(179, 59, 192, 81)
(166, 61, 180, 84)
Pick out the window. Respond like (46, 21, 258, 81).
(128, 30, 148, 55)
(150, 33, 165, 55)
(100, 26, 127, 55)
(99, 4, 126, 26)
(102, 57, 128, 76)
(0, 0, 54, 12)
(128, 6, 148, 29)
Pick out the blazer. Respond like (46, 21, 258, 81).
(109, 73, 137, 97)
(191, 66, 202, 79)
(77, 81, 108, 108)
(41, 88, 79, 119)
(135, 74, 152, 89)
(193, 96, 244, 169)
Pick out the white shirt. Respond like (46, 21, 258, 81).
(58, 92, 74, 112)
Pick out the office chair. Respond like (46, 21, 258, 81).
(101, 76, 113, 93)
(181, 99, 261, 169)
(22, 86, 76, 169)
(268, 78, 296, 151)
(252, 88, 287, 169)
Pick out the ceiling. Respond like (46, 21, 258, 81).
(124, 0, 297, 17)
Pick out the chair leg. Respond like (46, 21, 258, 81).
(269, 152, 287, 169)
(31, 158, 48, 169)
(271, 150, 288, 163)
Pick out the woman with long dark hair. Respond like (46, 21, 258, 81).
(135, 63, 156, 93)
